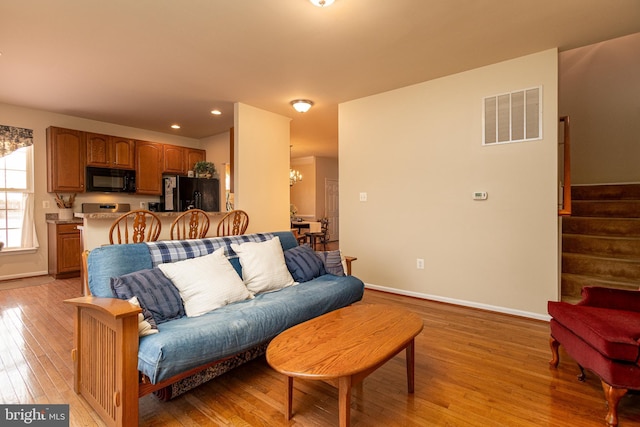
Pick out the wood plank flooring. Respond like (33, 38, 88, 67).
(1, 277, 639, 426)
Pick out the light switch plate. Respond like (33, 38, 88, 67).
(359, 192, 368, 202)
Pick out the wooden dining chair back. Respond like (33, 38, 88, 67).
(216, 210, 249, 236)
(170, 209, 210, 240)
(109, 209, 162, 244)
(314, 217, 330, 251)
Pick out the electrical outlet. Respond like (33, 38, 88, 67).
(42, 200, 50, 209)
(417, 258, 425, 269)
(140, 202, 147, 209)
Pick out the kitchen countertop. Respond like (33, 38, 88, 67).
(75, 211, 226, 220)
(46, 218, 83, 225)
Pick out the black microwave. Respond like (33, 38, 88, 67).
(86, 167, 136, 193)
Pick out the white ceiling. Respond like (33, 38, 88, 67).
(1, 1, 639, 158)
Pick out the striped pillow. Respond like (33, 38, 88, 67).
(284, 245, 326, 283)
(315, 250, 345, 276)
(111, 267, 185, 327)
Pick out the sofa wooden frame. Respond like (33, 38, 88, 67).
(65, 250, 357, 427)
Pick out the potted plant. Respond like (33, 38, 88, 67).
(193, 161, 216, 178)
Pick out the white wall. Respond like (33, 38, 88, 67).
(290, 156, 338, 221)
(200, 130, 231, 211)
(234, 103, 291, 234)
(559, 32, 640, 184)
(0, 102, 201, 280)
(339, 49, 559, 318)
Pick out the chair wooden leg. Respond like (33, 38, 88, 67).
(601, 380, 627, 427)
(577, 364, 586, 382)
(549, 336, 560, 367)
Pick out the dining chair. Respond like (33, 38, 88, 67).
(170, 209, 210, 240)
(109, 209, 161, 244)
(292, 228, 308, 245)
(303, 218, 330, 251)
(216, 210, 249, 236)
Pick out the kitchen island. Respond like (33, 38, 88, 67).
(76, 211, 229, 251)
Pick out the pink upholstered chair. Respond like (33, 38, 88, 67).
(548, 286, 640, 426)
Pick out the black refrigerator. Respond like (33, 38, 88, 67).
(161, 175, 220, 212)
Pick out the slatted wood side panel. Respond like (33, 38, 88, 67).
(79, 309, 118, 426)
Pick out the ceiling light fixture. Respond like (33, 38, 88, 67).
(290, 99, 314, 113)
(171, 124, 181, 129)
(310, 0, 335, 6)
(211, 109, 222, 115)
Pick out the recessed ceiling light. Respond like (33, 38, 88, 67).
(211, 110, 222, 116)
(310, 0, 335, 6)
(171, 124, 181, 129)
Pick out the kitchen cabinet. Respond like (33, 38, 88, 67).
(47, 222, 81, 279)
(185, 148, 205, 173)
(163, 145, 206, 175)
(163, 144, 185, 174)
(87, 133, 135, 169)
(135, 140, 164, 195)
(47, 127, 86, 193)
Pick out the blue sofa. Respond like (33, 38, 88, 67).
(65, 231, 364, 427)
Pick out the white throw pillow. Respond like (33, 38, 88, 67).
(128, 296, 158, 337)
(158, 247, 252, 317)
(231, 236, 295, 294)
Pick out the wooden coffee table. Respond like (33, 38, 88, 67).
(266, 303, 424, 427)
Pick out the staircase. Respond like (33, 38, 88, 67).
(561, 184, 640, 300)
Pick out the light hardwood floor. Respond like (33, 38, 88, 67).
(1, 277, 639, 426)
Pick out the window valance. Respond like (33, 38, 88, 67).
(0, 125, 34, 158)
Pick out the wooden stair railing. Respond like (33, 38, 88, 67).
(559, 116, 571, 216)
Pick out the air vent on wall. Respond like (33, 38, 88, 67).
(483, 86, 542, 145)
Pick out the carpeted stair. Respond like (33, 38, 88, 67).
(561, 184, 640, 300)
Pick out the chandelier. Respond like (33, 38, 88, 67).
(290, 169, 303, 186)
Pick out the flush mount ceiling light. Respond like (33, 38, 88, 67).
(171, 124, 181, 129)
(290, 99, 314, 113)
(310, 0, 335, 6)
(210, 109, 222, 115)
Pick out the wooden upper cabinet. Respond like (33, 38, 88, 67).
(47, 127, 86, 193)
(185, 148, 205, 173)
(163, 144, 185, 174)
(87, 133, 135, 169)
(111, 136, 135, 169)
(135, 141, 164, 195)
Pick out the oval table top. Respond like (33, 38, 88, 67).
(266, 303, 424, 380)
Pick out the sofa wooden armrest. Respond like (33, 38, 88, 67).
(64, 297, 141, 427)
(344, 256, 357, 276)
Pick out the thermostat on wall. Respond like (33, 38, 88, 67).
(473, 191, 488, 200)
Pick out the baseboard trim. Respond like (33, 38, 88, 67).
(0, 270, 49, 282)
(364, 283, 551, 322)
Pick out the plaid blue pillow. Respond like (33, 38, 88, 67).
(315, 250, 345, 276)
(284, 245, 326, 282)
(111, 268, 186, 328)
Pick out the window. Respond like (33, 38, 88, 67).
(0, 125, 36, 250)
